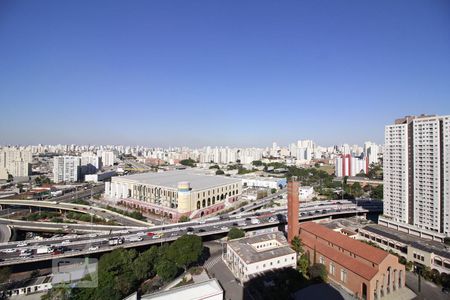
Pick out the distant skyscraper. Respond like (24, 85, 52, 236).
(383, 115, 450, 237)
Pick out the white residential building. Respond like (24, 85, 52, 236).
(382, 115, 450, 237)
(335, 154, 368, 177)
(224, 232, 297, 283)
(0, 148, 32, 179)
(98, 150, 115, 167)
(53, 156, 81, 183)
(81, 152, 102, 173)
(364, 141, 380, 165)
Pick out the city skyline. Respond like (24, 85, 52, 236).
(1, 0, 450, 146)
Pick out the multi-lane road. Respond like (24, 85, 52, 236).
(0, 201, 367, 267)
(0, 199, 152, 227)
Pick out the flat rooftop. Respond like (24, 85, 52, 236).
(362, 224, 450, 260)
(142, 278, 223, 300)
(113, 169, 241, 191)
(228, 231, 295, 264)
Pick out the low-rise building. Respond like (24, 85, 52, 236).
(299, 186, 314, 200)
(358, 224, 450, 275)
(105, 169, 242, 220)
(235, 174, 286, 190)
(124, 279, 223, 300)
(224, 231, 297, 283)
(299, 221, 406, 300)
(84, 171, 117, 183)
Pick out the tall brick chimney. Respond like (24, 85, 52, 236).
(287, 176, 300, 243)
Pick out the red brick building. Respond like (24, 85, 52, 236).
(299, 222, 406, 300)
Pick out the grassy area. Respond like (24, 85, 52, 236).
(106, 205, 146, 221)
(66, 211, 118, 225)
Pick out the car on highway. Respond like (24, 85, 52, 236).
(186, 232, 194, 235)
(108, 237, 124, 246)
(19, 249, 33, 257)
(127, 236, 143, 242)
(61, 240, 71, 245)
(146, 232, 155, 237)
(220, 226, 228, 231)
(88, 246, 99, 251)
(186, 227, 194, 232)
(268, 217, 276, 222)
(152, 234, 161, 239)
(17, 242, 28, 247)
(250, 218, 260, 225)
(2, 248, 17, 253)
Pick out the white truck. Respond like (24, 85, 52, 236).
(51, 190, 63, 197)
(36, 246, 54, 254)
(250, 218, 260, 225)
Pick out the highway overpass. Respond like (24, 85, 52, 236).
(0, 203, 368, 267)
(0, 199, 152, 227)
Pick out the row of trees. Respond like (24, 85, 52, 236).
(43, 235, 203, 300)
(291, 236, 327, 283)
(179, 159, 197, 167)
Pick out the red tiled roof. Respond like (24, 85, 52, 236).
(300, 222, 388, 265)
(301, 235, 379, 280)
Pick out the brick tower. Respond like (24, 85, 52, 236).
(287, 176, 300, 243)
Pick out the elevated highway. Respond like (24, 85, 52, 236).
(0, 218, 145, 234)
(0, 202, 368, 267)
(0, 199, 152, 227)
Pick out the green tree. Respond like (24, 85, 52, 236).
(352, 182, 363, 197)
(227, 227, 245, 240)
(41, 284, 71, 300)
(215, 169, 225, 175)
(180, 159, 197, 167)
(270, 188, 277, 194)
(291, 236, 303, 255)
(178, 215, 190, 222)
(155, 259, 178, 281)
(308, 263, 327, 282)
(133, 247, 159, 281)
(73, 248, 139, 300)
(298, 253, 309, 275)
(370, 184, 383, 199)
(166, 235, 203, 271)
(251, 160, 263, 167)
(209, 165, 220, 169)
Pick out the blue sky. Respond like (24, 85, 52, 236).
(0, 0, 449, 147)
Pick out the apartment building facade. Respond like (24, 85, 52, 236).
(382, 115, 450, 237)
